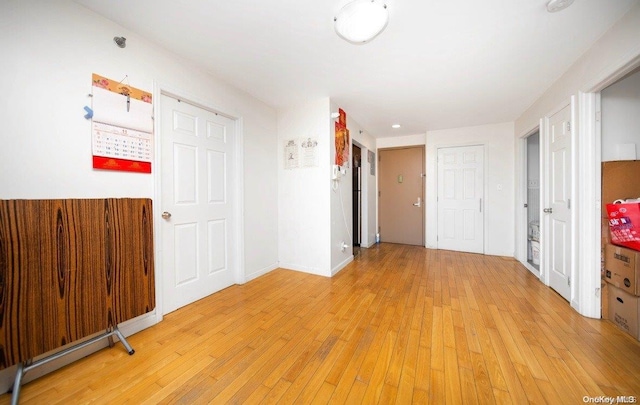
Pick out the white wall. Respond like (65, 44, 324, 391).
(527, 132, 540, 184)
(278, 98, 332, 276)
(377, 134, 426, 149)
(329, 103, 356, 274)
(366, 150, 378, 247)
(0, 0, 279, 389)
(0, 0, 279, 279)
(328, 111, 378, 270)
(601, 70, 640, 161)
(515, 3, 640, 135)
(426, 122, 515, 257)
(0, 0, 279, 280)
(277, 102, 372, 276)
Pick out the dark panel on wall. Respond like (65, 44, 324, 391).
(0, 199, 155, 369)
(0, 200, 46, 368)
(105, 199, 155, 326)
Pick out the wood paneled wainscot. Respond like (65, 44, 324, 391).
(0, 199, 155, 370)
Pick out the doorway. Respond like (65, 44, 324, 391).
(378, 146, 425, 245)
(160, 94, 239, 314)
(352, 144, 362, 247)
(526, 132, 541, 271)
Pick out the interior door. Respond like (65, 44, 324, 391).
(378, 147, 425, 245)
(160, 95, 237, 314)
(544, 103, 572, 301)
(437, 145, 484, 254)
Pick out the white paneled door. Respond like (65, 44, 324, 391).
(544, 104, 572, 302)
(161, 95, 237, 314)
(437, 145, 484, 254)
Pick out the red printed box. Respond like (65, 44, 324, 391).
(607, 203, 640, 252)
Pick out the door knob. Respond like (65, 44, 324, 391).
(543, 208, 553, 214)
(413, 197, 422, 208)
(162, 211, 172, 219)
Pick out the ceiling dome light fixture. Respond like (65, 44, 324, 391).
(391, 124, 401, 129)
(334, 0, 389, 44)
(546, 0, 574, 13)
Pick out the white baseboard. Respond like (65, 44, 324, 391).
(243, 262, 278, 283)
(331, 255, 354, 276)
(278, 262, 329, 277)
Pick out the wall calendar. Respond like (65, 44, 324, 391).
(91, 73, 153, 173)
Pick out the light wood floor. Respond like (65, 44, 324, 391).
(3, 243, 640, 404)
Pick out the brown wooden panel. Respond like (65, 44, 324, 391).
(74, 200, 109, 339)
(39, 199, 78, 353)
(39, 200, 110, 353)
(0, 199, 155, 370)
(105, 199, 155, 326)
(0, 200, 45, 368)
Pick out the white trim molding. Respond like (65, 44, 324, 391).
(574, 91, 602, 318)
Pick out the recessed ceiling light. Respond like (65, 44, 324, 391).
(546, 0, 574, 13)
(392, 124, 401, 129)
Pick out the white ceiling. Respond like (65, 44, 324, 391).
(74, 0, 638, 138)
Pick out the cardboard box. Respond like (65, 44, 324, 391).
(601, 160, 640, 218)
(602, 219, 610, 247)
(602, 161, 640, 325)
(602, 282, 609, 320)
(608, 284, 640, 340)
(604, 243, 640, 296)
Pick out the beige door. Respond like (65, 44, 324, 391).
(160, 95, 237, 314)
(378, 147, 425, 245)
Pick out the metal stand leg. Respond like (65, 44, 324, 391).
(10, 362, 24, 405)
(113, 327, 135, 355)
(10, 326, 135, 404)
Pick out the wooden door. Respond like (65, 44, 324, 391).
(378, 147, 424, 245)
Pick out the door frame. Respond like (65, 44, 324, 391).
(152, 82, 245, 322)
(516, 126, 542, 277)
(352, 140, 369, 247)
(575, 54, 640, 318)
(377, 145, 426, 246)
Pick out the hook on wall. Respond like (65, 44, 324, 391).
(113, 36, 126, 48)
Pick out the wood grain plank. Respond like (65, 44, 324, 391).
(0, 200, 45, 366)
